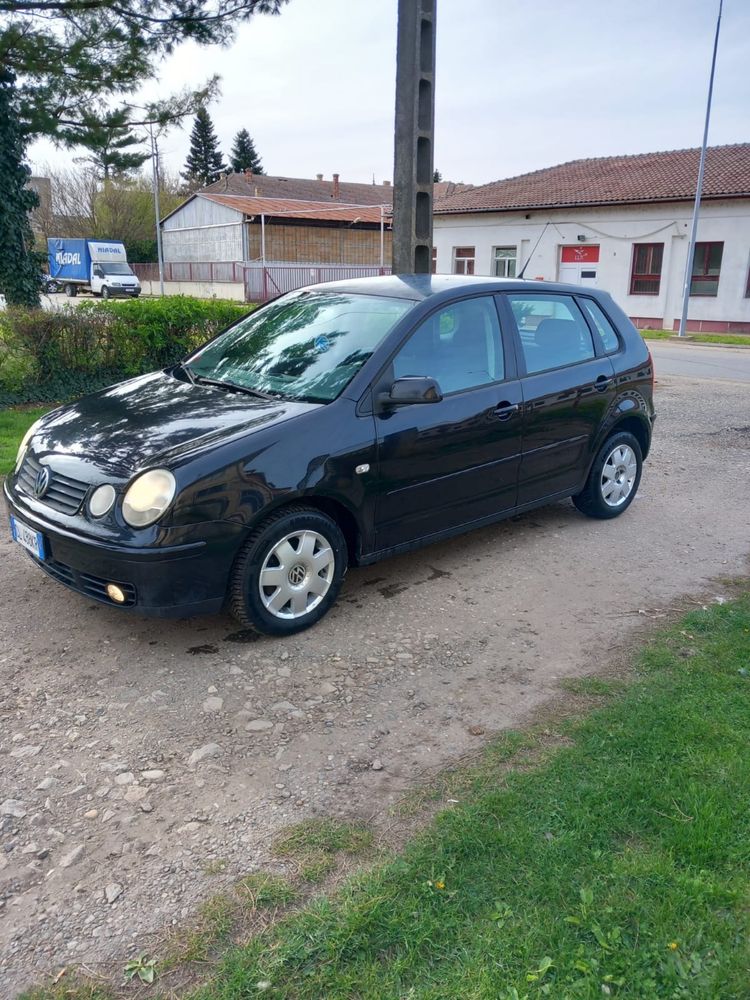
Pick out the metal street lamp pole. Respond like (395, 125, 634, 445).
(149, 123, 165, 297)
(677, 0, 723, 338)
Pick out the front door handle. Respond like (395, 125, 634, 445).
(494, 401, 519, 421)
(594, 375, 613, 392)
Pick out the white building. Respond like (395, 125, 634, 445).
(433, 144, 750, 334)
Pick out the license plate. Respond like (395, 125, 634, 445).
(10, 515, 45, 561)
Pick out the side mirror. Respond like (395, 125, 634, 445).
(383, 376, 443, 406)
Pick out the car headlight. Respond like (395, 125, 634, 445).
(122, 469, 176, 527)
(15, 419, 43, 473)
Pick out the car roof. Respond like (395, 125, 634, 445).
(300, 274, 610, 302)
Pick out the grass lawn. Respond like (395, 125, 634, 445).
(14, 557, 750, 997)
(173, 597, 750, 999)
(0, 406, 50, 477)
(641, 329, 750, 346)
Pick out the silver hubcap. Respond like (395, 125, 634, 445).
(259, 530, 335, 620)
(601, 444, 638, 507)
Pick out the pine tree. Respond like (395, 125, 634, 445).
(433, 169, 442, 182)
(0, 70, 42, 307)
(229, 129, 264, 174)
(181, 109, 226, 188)
(76, 109, 149, 180)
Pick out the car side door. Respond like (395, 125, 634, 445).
(498, 291, 617, 507)
(371, 294, 523, 552)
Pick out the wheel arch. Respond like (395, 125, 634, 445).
(609, 413, 651, 460)
(246, 494, 362, 567)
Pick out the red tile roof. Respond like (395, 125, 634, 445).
(435, 144, 750, 214)
(200, 192, 385, 224)
(203, 172, 393, 206)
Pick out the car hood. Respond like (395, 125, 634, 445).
(32, 370, 319, 478)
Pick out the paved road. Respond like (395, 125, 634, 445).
(649, 340, 750, 382)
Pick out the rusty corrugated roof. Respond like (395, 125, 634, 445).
(200, 192, 386, 223)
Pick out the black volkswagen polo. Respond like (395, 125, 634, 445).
(5, 275, 654, 635)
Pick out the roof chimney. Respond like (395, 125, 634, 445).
(244, 169, 253, 179)
(332, 173, 340, 200)
(316, 173, 323, 181)
(382, 179, 391, 187)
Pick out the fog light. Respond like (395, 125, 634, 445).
(106, 583, 126, 603)
(89, 483, 116, 518)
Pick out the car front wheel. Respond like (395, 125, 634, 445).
(229, 506, 348, 635)
(573, 431, 643, 519)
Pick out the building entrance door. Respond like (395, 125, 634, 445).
(559, 244, 600, 286)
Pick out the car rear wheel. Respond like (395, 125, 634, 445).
(229, 506, 348, 636)
(64, 283, 77, 297)
(573, 431, 643, 519)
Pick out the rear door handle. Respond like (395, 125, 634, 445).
(594, 375, 613, 392)
(494, 402, 519, 421)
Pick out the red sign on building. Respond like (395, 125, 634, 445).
(560, 244, 600, 263)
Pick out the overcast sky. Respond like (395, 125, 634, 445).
(29, 0, 749, 187)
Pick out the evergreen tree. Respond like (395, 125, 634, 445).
(433, 169, 442, 182)
(0, 70, 42, 307)
(1, 0, 286, 294)
(182, 108, 226, 187)
(75, 109, 149, 179)
(229, 128, 264, 174)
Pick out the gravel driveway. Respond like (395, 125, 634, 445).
(1, 373, 748, 997)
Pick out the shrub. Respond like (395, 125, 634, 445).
(0, 296, 252, 406)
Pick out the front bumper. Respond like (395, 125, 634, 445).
(4, 484, 243, 618)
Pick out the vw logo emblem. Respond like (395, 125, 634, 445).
(34, 466, 51, 498)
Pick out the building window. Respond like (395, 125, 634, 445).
(453, 246, 475, 275)
(431, 247, 437, 274)
(493, 246, 517, 278)
(630, 243, 663, 295)
(690, 241, 723, 296)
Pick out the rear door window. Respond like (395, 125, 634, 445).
(506, 294, 595, 375)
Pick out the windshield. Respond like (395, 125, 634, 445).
(100, 263, 134, 275)
(185, 291, 413, 403)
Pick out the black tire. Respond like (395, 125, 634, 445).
(64, 283, 77, 297)
(229, 505, 348, 636)
(572, 431, 643, 519)
(101, 286, 110, 301)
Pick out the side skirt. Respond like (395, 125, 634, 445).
(357, 488, 581, 567)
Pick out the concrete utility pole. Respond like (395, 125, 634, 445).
(392, 0, 436, 274)
(677, 0, 723, 337)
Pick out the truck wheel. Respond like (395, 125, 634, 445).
(64, 283, 77, 297)
(101, 286, 110, 301)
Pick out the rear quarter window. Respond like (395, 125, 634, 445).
(578, 298, 620, 353)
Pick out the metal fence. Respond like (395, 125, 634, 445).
(243, 263, 392, 302)
(131, 261, 246, 283)
(131, 261, 392, 302)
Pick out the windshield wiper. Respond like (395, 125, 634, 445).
(192, 374, 275, 400)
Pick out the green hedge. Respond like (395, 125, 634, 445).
(0, 297, 253, 406)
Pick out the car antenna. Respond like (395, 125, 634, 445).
(517, 222, 550, 280)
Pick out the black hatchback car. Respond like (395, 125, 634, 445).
(5, 276, 654, 635)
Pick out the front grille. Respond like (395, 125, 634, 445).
(32, 554, 136, 607)
(17, 453, 90, 515)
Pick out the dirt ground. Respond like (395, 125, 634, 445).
(1, 373, 748, 998)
